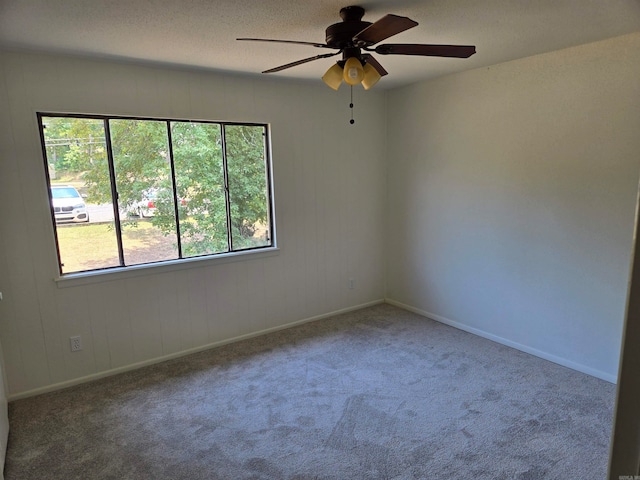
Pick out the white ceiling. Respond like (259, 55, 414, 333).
(0, 0, 639, 89)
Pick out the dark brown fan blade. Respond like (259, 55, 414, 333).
(353, 14, 418, 46)
(237, 38, 333, 49)
(374, 44, 476, 58)
(361, 54, 388, 76)
(262, 52, 340, 73)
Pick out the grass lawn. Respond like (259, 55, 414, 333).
(57, 220, 177, 273)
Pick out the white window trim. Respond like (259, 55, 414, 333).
(54, 246, 280, 288)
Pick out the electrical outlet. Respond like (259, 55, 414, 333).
(70, 336, 82, 352)
(348, 278, 355, 289)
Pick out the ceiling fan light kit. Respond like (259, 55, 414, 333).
(321, 63, 344, 91)
(343, 57, 364, 85)
(321, 56, 380, 90)
(361, 63, 381, 90)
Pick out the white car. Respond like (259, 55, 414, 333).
(50, 185, 89, 223)
(129, 188, 187, 218)
(129, 189, 158, 218)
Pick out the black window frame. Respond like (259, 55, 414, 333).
(37, 112, 276, 276)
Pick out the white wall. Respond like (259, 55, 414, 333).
(386, 33, 640, 381)
(0, 51, 387, 399)
(2, 33, 639, 400)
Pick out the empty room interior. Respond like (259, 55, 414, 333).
(0, 1, 639, 478)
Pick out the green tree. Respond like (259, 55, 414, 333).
(171, 121, 228, 255)
(107, 119, 172, 212)
(42, 117, 106, 176)
(225, 125, 270, 249)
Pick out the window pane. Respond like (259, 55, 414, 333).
(225, 125, 271, 250)
(109, 119, 179, 265)
(42, 116, 120, 274)
(171, 122, 228, 257)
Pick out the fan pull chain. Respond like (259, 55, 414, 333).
(349, 85, 355, 125)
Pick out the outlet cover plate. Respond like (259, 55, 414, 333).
(70, 336, 82, 352)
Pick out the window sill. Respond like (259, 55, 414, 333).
(54, 247, 280, 288)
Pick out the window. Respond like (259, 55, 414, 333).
(38, 114, 274, 275)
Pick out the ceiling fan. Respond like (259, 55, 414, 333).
(238, 5, 476, 91)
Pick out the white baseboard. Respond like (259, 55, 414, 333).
(385, 298, 617, 384)
(9, 299, 385, 401)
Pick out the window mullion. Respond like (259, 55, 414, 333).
(104, 119, 126, 267)
(263, 127, 274, 245)
(166, 121, 183, 259)
(220, 124, 233, 252)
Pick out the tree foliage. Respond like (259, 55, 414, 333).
(43, 117, 107, 175)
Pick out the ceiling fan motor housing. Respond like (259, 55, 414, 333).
(326, 6, 371, 49)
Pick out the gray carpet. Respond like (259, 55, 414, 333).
(5, 304, 615, 479)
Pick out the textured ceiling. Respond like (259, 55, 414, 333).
(0, 0, 639, 89)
